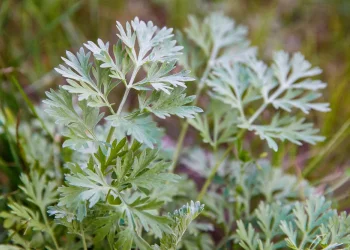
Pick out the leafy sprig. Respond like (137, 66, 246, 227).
(160, 201, 205, 250)
(2, 12, 346, 250)
(41, 16, 203, 249)
(203, 51, 330, 151)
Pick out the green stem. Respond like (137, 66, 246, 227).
(102, 95, 115, 115)
(248, 102, 267, 124)
(41, 207, 59, 250)
(170, 122, 189, 172)
(80, 223, 88, 250)
(299, 233, 308, 250)
(116, 87, 131, 115)
(171, 46, 219, 172)
(247, 85, 286, 125)
(197, 130, 245, 201)
(106, 66, 140, 143)
(197, 143, 234, 201)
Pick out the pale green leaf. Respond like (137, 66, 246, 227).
(138, 87, 202, 119)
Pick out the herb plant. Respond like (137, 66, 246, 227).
(1, 13, 349, 250)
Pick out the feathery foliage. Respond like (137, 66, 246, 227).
(2, 17, 203, 249)
(205, 52, 330, 151)
(1, 11, 347, 250)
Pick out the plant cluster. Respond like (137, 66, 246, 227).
(0, 13, 349, 250)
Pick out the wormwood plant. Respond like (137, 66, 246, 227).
(171, 13, 350, 250)
(1, 13, 350, 250)
(1, 18, 204, 249)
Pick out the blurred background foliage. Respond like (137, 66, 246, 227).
(0, 0, 349, 209)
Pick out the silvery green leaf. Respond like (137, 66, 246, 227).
(84, 39, 132, 82)
(240, 115, 325, 151)
(116, 196, 172, 239)
(148, 37, 183, 63)
(106, 113, 163, 148)
(188, 102, 238, 149)
(116, 20, 136, 49)
(116, 17, 181, 65)
(55, 47, 117, 108)
(236, 221, 260, 250)
(175, 30, 206, 78)
(216, 45, 257, 65)
(56, 163, 114, 221)
(255, 202, 293, 248)
(185, 13, 250, 56)
(43, 87, 103, 149)
(59, 169, 111, 210)
(264, 51, 330, 113)
(135, 61, 194, 94)
(47, 206, 76, 223)
(280, 197, 336, 249)
(5, 203, 47, 232)
(272, 90, 330, 113)
(273, 51, 322, 86)
(160, 201, 204, 250)
(113, 148, 180, 191)
(320, 212, 350, 248)
(257, 166, 312, 202)
(207, 12, 248, 50)
(55, 48, 93, 85)
(184, 15, 211, 55)
(19, 173, 58, 210)
(138, 87, 202, 119)
(207, 50, 329, 150)
(208, 63, 249, 116)
(246, 51, 330, 114)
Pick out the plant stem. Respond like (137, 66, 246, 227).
(116, 87, 131, 115)
(170, 46, 218, 172)
(80, 223, 88, 250)
(106, 66, 140, 143)
(248, 102, 267, 124)
(299, 233, 308, 250)
(248, 85, 286, 125)
(102, 95, 115, 115)
(170, 122, 189, 172)
(197, 130, 245, 201)
(41, 207, 59, 250)
(196, 143, 234, 201)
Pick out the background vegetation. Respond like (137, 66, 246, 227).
(1, 0, 349, 242)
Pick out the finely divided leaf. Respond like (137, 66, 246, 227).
(160, 201, 204, 250)
(138, 87, 202, 119)
(240, 115, 325, 151)
(84, 39, 132, 82)
(267, 51, 330, 114)
(19, 173, 58, 210)
(44, 87, 103, 149)
(106, 113, 163, 148)
(135, 61, 194, 94)
(55, 48, 116, 108)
